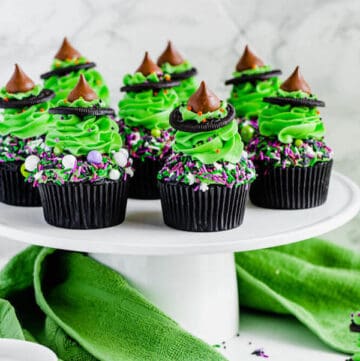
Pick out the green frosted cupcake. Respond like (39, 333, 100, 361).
(0, 64, 54, 206)
(157, 41, 198, 103)
(248, 66, 333, 209)
(27, 75, 132, 229)
(41, 37, 110, 106)
(118, 52, 180, 199)
(225, 45, 281, 144)
(158, 81, 255, 232)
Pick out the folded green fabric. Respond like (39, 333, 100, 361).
(0, 238, 359, 360)
(0, 247, 226, 361)
(236, 238, 359, 354)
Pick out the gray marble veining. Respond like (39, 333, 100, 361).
(0, 0, 358, 245)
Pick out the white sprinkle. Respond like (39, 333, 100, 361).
(200, 183, 209, 192)
(24, 155, 40, 172)
(34, 171, 42, 180)
(62, 154, 77, 169)
(113, 151, 128, 167)
(213, 162, 222, 170)
(187, 173, 195, 185)
(119, 148, 129, 159)
(125, 168, 134, 177)
(109, 169, 120, 180)
(227, 163, 236, 170)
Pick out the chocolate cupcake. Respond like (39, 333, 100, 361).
(41, 37, 110, 106)
(118, 52, 180, 199)
(26, 75, 132, 229)
(0, 64, 54, 206)
(157, 41, 198, 102)
(248, 66, 333, 209)
(158, 81, 256, 232)
(225, 45, 281, 144)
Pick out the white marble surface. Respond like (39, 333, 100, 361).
(0, 0, 359, 241)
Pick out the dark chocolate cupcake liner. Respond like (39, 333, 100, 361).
(129, 158, 163, 199)
(158, 182, 249, 232)
(38, 180, 129, 229)
(249, 160, 333, 209)
(0, 161, 41, 207)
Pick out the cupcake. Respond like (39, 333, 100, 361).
(225, 45, 281, 144)
(0, 64, 54, 206)
(118, 52, 180, 199)
(27, 75, 132, 229)
(248, 66, 333, 209)
(41, 37, 110, 106)
(158, 81, 256, 232)
(157, 41, 198, 102)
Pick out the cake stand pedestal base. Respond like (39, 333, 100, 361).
(90, 252, 239, 344)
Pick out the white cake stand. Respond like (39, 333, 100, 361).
(0, 171, 359, 350)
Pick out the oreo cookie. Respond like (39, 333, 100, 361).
(170, 104, 235, 133)
(0, 89, 55, 109)
(264, 96, 325, 108)
(225, 69, 282, 86)
(49, 106, 115, 117)
(120, 80, 180, 93)
(170, 67, 197, 81)
(40, 62, 96, 80)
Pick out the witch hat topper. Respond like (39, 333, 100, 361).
(136, 52, 163, 76)
(236, 45, 265, 72)
(157, 41, 185, 66)
(187, 81, 221, 114)
(67, 74, 98, 102)
(280, 66, 312, 94)
(5, 64, 36, 94)
(55, 37, 82, 61)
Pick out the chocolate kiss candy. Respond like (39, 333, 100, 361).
(55, 37, 82, 61)
(236, 45, 265, 72)
(67, 74, 98, 102)
(281, 66, 312, 94)
(136, 52, 162, 76)
(157, 41, 184, 66)
(187, 81, 221, 113)
(5, 64, 35, 93)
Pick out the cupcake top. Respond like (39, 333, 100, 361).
(0, 65, 54, 162)
(25, 75, 132, 185)
(159, 82, 255, 191)
(247, 67, 333, 169)
(259, 66, 326, 144)
(225, 45, 281, 119)
(118, 51, 180, 130)
(41, 37, 110, 105)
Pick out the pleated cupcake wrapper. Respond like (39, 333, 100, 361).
(249, 160, 333, 209)
(159, 182, 249, 232)
(38, 180, 129, 229)
(0, 161, 41, 207)
(129, 158, 163, 200)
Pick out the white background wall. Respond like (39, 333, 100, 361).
(0, 0, 359, 244)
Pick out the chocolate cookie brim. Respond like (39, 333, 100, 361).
(49, 106, 115, 117)
(225, 70, 282, 86)
(40, 62, 97, 79)
(170, 104, 235, 133)
(0, 89, 55, 109)
(120, 80, 180, 93)
(170, 67, 197, 81)
(264, 96, 325, 107)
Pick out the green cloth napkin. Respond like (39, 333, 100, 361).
(0, 238, 359, 360)
(0, 247, 226, 361)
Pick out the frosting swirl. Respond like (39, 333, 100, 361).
(45, 112, 122, 156)
(258, 90, 325, 143)
(118, 88, 179, 130)
(44, 59, 110, 106)
(174, 119, 243, 164)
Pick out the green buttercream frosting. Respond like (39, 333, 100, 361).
(161, 61, 198, 102)
(0, 87, 53, 139)
(228, 65, 280, 119)
(0, 84, 42, 100)
(44, 58, 110, 106)
(174, 119, 243, 164)
(258, 90, 325, 144)
(57, 97, 101, 108)
(123, 72, 160, 86)
(180, 101, 228, 123)
(118, 88, 179, 130)
(45, 100, 122, 156)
